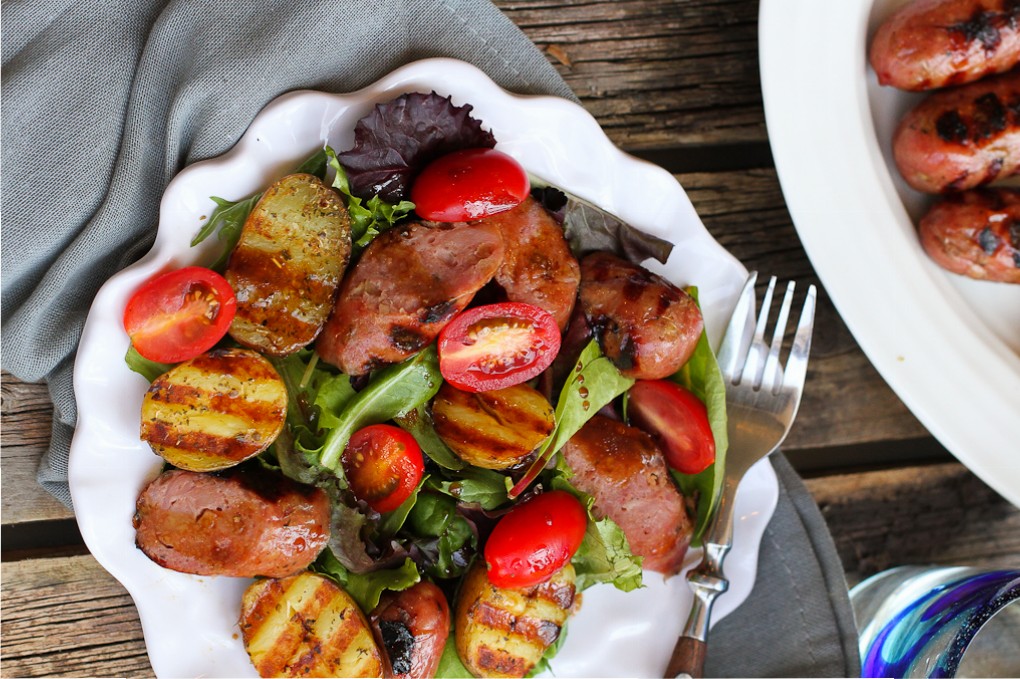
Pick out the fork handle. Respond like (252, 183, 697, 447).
(665, 545, 730, 678)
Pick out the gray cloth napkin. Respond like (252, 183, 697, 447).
(1, 1, 859, 676)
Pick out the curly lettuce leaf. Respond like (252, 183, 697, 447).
(326, 147, 414, 254)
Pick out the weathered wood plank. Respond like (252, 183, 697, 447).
(497, 0, 766, 148)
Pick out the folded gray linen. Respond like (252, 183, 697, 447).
(0, 1, 858, 676)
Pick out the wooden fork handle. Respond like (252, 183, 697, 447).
(666, 635, 707, 678)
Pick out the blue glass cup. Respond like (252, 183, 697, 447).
(850, 566, 1020, 678)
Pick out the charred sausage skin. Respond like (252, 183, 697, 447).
(919, 187, 1020, 281)
(561, 415, 693, 574)
(893, 69, 1020, 193)
(870, 0, 1020, 91)
(578, 252, 703, 380)
(369, 581, 451, 679)
(134, 465, 330, 578)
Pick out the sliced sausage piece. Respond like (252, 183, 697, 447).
(579, 252, 703, 380)
(893, 69, 1020, 194)
(561, 415, 693, 574)
(369, 581, 451, 679)
(919, 187, 1020, 281)
(870, 0, 1020, 91)
(133, 465, 330, 578)
(482, 196, 580, 330)
(226, 173, 352, 356)
(316, 220, 504, 375)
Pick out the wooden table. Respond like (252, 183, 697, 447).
(3, 1, 1019, 676)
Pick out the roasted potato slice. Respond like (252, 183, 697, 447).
(455, 560, 576, 678)
(432, 382, 554, 470)
(226, 172, 352, 356)
(140, 347, 286, 471)
(240, 572, 384, 678)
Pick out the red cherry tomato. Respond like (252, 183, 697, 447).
(342, 424, 424, 513)
(411, 148, 530, 222)
(484, 490, 587, 588)
(627, 380, 716, 475)
(438, 302, 561, 393)
(123, 266, 237, 364)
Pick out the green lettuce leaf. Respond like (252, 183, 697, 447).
(326, 146, 414, 254)
(124, 345, 174, 382)
(311, 550, 420, 613)
(429, 466, 509, 511)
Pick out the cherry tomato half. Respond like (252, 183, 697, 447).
(342, 424, 424, 513)
(411, 148, 530, 222)
(484, 490, 587, 588)
(627, 380, 716, 475)
(123, 266, 237, 364)
(438, 302, 561, 393)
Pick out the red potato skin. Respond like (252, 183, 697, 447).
(133, 466, 330, 578)
(919, 187, 1020, 281)
(480, 196, 581, 331)
(893, 69, 1020, 193)
(316, 220, 504, 375)
(560, 415, 693, 574)
(578, 252, 704, 380)
(870, 0, 1020, 91)
(370, 581, 451, 679)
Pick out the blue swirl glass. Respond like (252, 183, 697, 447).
(851, 566, 1020, 678)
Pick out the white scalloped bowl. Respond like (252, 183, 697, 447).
(68, 58, 778, 678)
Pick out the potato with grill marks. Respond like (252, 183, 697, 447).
(240, 572, 384, 678)
(139, 347, 287, 471)
(455, 560, 576, 678)
(226, 173, 352, 356)
(431, 382, 554, 470)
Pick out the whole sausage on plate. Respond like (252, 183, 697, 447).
(870, 0, 1020, 91)
(893, 69, 1020, 193)
(918, 187, 1020, 282)
(316, 220, 505, 375)
(369, 581, 451, 679)
(134, 464, 330, 578)
(578, 251, 703, 380)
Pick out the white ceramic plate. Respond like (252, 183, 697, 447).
(760, 1, 1020, 507)
(68, 57, 778, 678)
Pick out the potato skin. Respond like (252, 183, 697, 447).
(455, 561, 576, 678)
(240, 572, 384, 678)
(370, 581, 451, 679)
(919, 187, 1020, 282)
(226, 172, 352, 356)
(139, 347, 287, 471)
(133, 465, 330, 578)
(432, 382, 554, 470)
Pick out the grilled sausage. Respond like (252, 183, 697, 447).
(483, 196, 580, 330)
(133, 465, 330, 578)
(893, 69, 1020, 193)
(226, 173, 352, 356)
(870, 0, 1020, 91)
(919, 187, 1020, 281)
(240, 572, 384, 678)
(578, 252, 703, 380)
(561, 415, 693, 574)
(369, 581, 451, 679)
(455, 560, 576, 678)
(139, 347, 287, 471)
(316, 220, 504, 375)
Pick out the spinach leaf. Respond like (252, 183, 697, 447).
(191, 194, 260, 270)
(435, 634, 474, 678)
(326, 147, 414, 254)
(429, 466, 509, 511)
(311, 549, 420, 613)
(395, 404, 466, 470)
(124, 345, 174, 382)
(406, 491, 477, 579)
(318, 346, 443, 471)
(295, 147, 329, 179)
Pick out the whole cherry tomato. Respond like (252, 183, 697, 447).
(123, 266, 237, 364)
(411, 148, 530, 222)
(627, 380, 716, 475)
(484, 490, 587, 589)
(342, 424, 424, 513)
(438, 302, 560, 393)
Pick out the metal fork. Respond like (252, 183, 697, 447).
(665, 272, 816, 678)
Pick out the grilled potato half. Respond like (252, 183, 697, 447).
(432, 382, 554, 470)
(226, 172, 352, 356)
(455, 560, 576, 678)
(240, 572, 384, 678)
(140, 347, 287, 471)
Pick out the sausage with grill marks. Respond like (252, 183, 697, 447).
(919, 187, 1020, 281)
(369, 581, 451, 679)
(893, 69, 1020, 193)
(316, 220, 504, 375)
(870, 0, 1020, 91)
